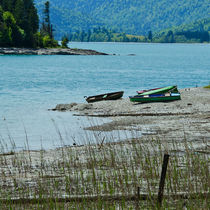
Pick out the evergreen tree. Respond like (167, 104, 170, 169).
(61, 35, 69, 48)
(41, 1, 53, 38)
(165, 30, 175, 43)
(0, 0, 59, 47)
(148, 30, 153, 42)
(14, 0, 25, 28)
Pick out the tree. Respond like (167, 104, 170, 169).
(0, 0, 46, 48)
(148, 30, 153, 42)
(0, 5, 3, 22)
(14, 0, 24, 27)
(3, 11, 24, 46)
(61, 35, 69, 48)
(165, 30, 175, 43)
(41, 1, 53, 38)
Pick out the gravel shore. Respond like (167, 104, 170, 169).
(0, 87, 208, 206)
(0, 47, 108, 55)
(53, 87, 210, 143)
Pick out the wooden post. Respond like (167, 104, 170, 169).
(135, 186, 140, 208)
(158, 154, 170, 208)
(137, 187, 140, 198)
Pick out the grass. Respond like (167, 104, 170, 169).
(0, 126, 209, 209)
(204, 85, 210, 88)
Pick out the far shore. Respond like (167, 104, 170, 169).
(0, 47, 108, 55)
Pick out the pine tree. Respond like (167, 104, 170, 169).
(0, 0, 40, 47)
(41, 1, 53, 38)
(61, 35, 69, 48)
(148, 30, 153, 42)
(14, 0, 25, 28)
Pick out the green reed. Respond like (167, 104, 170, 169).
(0, 125, 209, 209)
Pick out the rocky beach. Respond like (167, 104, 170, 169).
(0, 47, 108, 55)
(53, 87, 210, 144)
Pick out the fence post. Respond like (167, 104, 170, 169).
(157, 154, 170, 208)
(135, 186, 140, 208)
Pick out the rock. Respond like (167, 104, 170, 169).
(0, 47, 108, 55)
(54, 103, 78, 111)
(73, 104, 93, 111)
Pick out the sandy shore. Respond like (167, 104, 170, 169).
(53, 87, 210, 143)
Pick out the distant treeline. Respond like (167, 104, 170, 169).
(0, 0, 58, 48)
(68, 27, 146, 42)
(153, 30, 209, 43)
(67, 27, 209, 43)
(154, 18, 210, 43)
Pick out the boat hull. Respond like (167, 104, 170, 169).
(137, 86, 178, 96)
(129, 93, 181, 103)
(86, 91, 124, 103)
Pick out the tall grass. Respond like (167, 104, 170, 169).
(0, 125, 209, 209)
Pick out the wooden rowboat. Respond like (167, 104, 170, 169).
(85, 91, 124, 103)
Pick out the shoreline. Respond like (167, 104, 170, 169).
(0, 87, 209, 208)
(52, 87, 210, 142)
(0, 47, 108, 55)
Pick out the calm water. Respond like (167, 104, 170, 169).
(0, 43, 209, 150)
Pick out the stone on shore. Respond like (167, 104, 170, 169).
(0, 47, 108, 55)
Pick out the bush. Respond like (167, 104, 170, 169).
(43, 35, 58, 48)
(61, 36, 69, 48)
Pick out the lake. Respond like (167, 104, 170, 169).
(0, 43, 209, 150)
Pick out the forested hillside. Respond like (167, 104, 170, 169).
(35, 0, 210, 39)
(0, 0, 39, 47)
(153, 18, 210, 43)
(0, 0, 58, 47)
(66, 18, 209, 43)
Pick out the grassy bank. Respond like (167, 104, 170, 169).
(0, 129, 209, 209)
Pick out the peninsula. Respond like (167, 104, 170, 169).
(0, 47, 108, 55)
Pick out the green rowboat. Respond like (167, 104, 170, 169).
(129, 93, 181, 103)
(138, 85, 178, 96)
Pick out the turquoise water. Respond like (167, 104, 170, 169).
(0, 43, 209, 150)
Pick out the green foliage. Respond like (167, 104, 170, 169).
(42, 35, 51, 47)
(154, 18, 210, 43)
(148, 31, 153, 42)
(68, 27, 146, 42)
(61, 36, 69, 48)
(40, 1, 53, 38)
(68, 20, 209, 43)
(0, 0, 59, 48)
(1, 11, 24, 47)
(0, 0, 39, 47)
(35, 0, 210, 39)
(39, 1, 58, 47)
(42, 35, 58, 48)
(3, 11, 16, 26)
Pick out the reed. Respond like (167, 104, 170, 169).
(0, 122, 209, 209)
